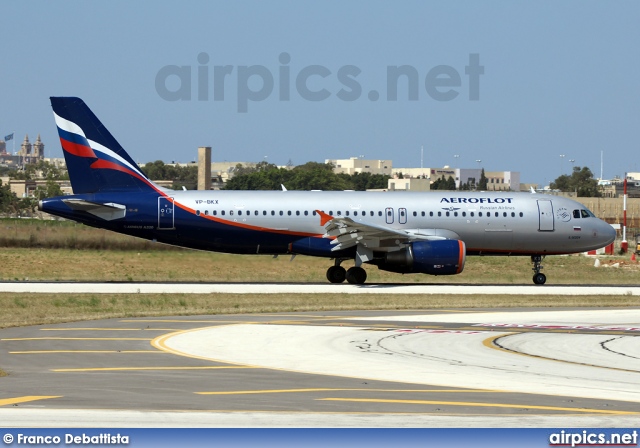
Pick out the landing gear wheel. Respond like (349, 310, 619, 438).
(531, 255, 546, 285)
(326, 266, 346, 283)
(346, 266, 367, 284)
(533, 273, 547, 285)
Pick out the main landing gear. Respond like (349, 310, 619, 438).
(531, 255, 546, 285)
(326, 259, 367, 284)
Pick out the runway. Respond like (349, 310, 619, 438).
(2, 304, 640, 427)
(1, 281, 639, 295)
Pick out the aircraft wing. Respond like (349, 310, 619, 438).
(316, 210, 458, 252)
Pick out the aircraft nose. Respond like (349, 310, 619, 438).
(599, 220, 616, 245)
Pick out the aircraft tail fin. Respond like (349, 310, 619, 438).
(50, 97, 157, 194)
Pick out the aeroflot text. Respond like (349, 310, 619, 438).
(440, 197, 514, 204)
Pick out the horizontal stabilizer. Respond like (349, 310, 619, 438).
(62, 199, 126, 221)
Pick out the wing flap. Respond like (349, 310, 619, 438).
(316, 209, 459, 252)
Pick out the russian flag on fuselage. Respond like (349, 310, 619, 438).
(51, 97, 155, 194)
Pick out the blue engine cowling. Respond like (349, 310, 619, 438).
(376, 240, 466, 275)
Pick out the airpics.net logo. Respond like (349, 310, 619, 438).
(155, 52, 483, 112)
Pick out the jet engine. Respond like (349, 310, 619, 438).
(374, 239, 466, 275)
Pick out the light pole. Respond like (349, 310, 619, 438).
(559, 154, 565, 174)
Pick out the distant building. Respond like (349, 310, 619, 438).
(325, 157, 392, 176)
(387, 178, 430, 191)
(18, 134, 45, 165)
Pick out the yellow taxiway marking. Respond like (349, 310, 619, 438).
(318, 398, 638, 415)
(52, 366, 258, 372)
(10, 350, 166, 354)
(1, 337, 152, 341)
(40, 328, 182, 331)
(0, 396, 61, 406)
(196, 388, 504, 395)
(121, 319, 258, 324)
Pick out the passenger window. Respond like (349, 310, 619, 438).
(454, 212, 458, 217)
(430, 211, 433, 217)
(312, 211, 317, 216)
(296, 211, 300, 216)
(462, 212, 466, 217)
(422, 211, 426, 217)
(304, 211, 308, 216)
(337, 211, 342, 216)
(438, 212, 442, 217)
(213, 210, 217, 216)
(271, 211, 275, 216)
(511, 212, 515, 217)
(196, 210, 200, 216)
(470, 212, 474, 217)
(204, 210, 209, 215)
(280, 211, 284, 216)
(255, 210, 258, 216)
(345, 211, 349, 216)
(446, 212, 450, 217)
(519, 212, 523, 217)
(238, 210, 242, 216)
(378, 211, 382, 216)
(503, 212, 507, 217)
(413, 211, 417, 217)
(573, 210, 581, 219)
(221, 210, 225, 216)
(479, 212, 483, 217)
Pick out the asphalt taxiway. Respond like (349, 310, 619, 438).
(1, 306, 640, 427)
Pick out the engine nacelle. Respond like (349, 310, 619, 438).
(376, 240, 466, 275)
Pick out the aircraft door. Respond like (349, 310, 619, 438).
(385, 207, 394, 224)
(398, 208, 407, 224)
(158, 197, 175, 230)
(537, 200, 554, 231)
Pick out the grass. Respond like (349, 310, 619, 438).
(0, 246, 637, 284)
(0, 217, 638, 330)
(1, 292, 639, 330)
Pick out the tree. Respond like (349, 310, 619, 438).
(431, 175, 456, 191)
(477, 169, 488, 190)
(223, 161, 390, 191)
(550, 166, 601, 197)
(140, 161, 199, 190)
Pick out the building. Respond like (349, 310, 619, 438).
(325, 157, 392, 176)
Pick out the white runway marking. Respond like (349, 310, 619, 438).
(160, 309, 640, 403)
(1, 282, 639, 295)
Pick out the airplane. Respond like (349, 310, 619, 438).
(39, 97, 616, 285)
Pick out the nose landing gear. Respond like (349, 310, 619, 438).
(531, 255, 546, 285)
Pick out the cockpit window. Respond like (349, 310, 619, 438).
(582, 209, 595, 218)
(573, 210, 581, 219)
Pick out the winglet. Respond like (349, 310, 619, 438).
(315, 210, 334, 226)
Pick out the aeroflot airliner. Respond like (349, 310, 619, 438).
(39, 97, 616, 285)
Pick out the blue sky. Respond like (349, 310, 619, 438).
(1, 1, 638, 187)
